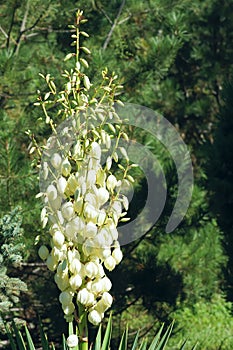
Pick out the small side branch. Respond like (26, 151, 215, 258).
(102, 0, 126, 51)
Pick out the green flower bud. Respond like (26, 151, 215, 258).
(38, 245, 49, 260)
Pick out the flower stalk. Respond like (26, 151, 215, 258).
(35, 9, 136, 349)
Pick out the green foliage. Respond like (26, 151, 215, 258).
(207, 80, 233, 299)
(169, 294, 233, 350)
(0, 208, 27, 333)
(6, 316, 196, 350)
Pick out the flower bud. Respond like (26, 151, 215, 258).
(69, 274, 82, 290)
(67, 334, 79, 348)
(96, 168, 106, 187)
(38, 245, 49, 260)
(106, 156, 112, 171)
(84, 203, 98, 222)
(46, 254, 58, 271)
(61, 202, 74, 220)
(59, 291, 73, 306)
(105, 134, 111, 149)
(90, 279, 102, 294)
(55, 273, 70, 291)
(97, 210, 106, 226)
(62, 158, 72, 177)
(97, 187, 109, 206)
(62, 302, 75, 315)
(102, 292, 113, 307)
(53, 230, 65, 248)
(101, 277, 112, 292)
(112, 248, 123, 264)
(73, 198, 83, 214)
(69, 258, 81, 274)
(90, 142, 101, 160)
(49, 196, 62, 210)
(86, 170, 96, 188)
(51, 153, 62, 169)
(85, 222, 97, 238)
(77, 288, 94, 306)
(57, 177, 67, 194)
(106, 175, 117, 191)
(46, 184, 57, 201)
(102, 249, 111, 259)
(104, 256, 116, 271)
(66, 174, 78, 194)
(88, 310, 102, 325)
(84, 261, 98, 278)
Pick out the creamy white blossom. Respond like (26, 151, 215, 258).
(38, 87, 135, 326)
(67, 334, 79, 348)
(88, 309, 102, 325)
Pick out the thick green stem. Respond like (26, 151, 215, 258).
(78, 303, 88, 350)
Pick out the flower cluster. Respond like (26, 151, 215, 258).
(38, 125, 132, 325)
(36, 9, 135, 328)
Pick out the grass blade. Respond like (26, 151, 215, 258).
(12, 322, 26, 350)
(62, 334, 68, 350)
(94, 324, 102, 350)
(39, 319, 49, 350)
(130, 331, 140, 350)
(148, 324, 164, 350)
(156, 322, 174, 350)
(101, 313, 112, 350)
(118, 325, 128, 350)
(139, 339, 148, 350)
(5, 322, 17, 350)
(24, 326, 36, 350)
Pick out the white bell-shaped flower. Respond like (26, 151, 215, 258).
(84, 261, 98, 278)
(67, 334, 79, 348)
(88, 309, 102, 325)
(57, 177, 67, 195)
(53, 230, 65, 248)
(104, 256, 116, 271)
(85, 222, 97, 238)
(96, 187, 109, 206)
(112, 248, 123, 264)
(69, 258, 81, 274)
(77, 288, 94, 306)
(46, 184, 57, 201)
(101, 276, 112, 292)
(106, 174, 117, 191)
(51, 153, 62, 169)
(90, 142, 101, 160)
(69, 274, 82, 290)
(84, 203, 98, 222)
(61, 202, 74, 220)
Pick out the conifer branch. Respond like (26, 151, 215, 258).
(102, 0, 126, 50)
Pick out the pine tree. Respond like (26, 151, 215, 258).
(207, 80, 233, 300)
(0, 207, 27, 334)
